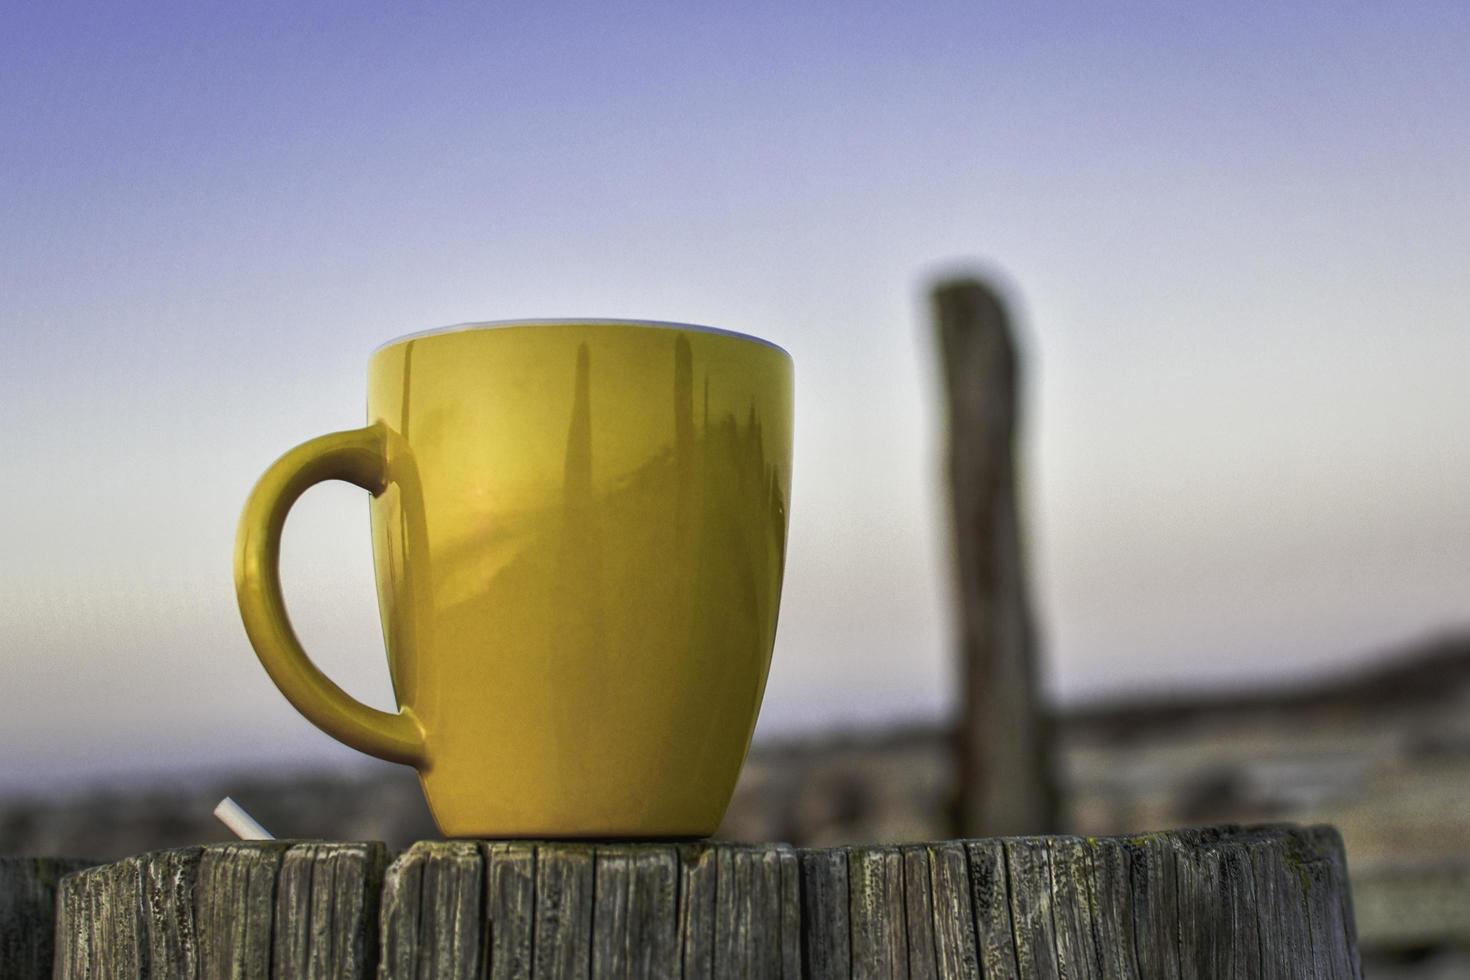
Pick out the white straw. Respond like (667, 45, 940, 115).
(214, 797, 275, 841)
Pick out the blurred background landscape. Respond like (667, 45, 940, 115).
(3, 3, 1467, 976)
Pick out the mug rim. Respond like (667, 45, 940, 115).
(376, 318, 790, 357)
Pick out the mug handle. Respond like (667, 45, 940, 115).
(233, 422, 426, 767)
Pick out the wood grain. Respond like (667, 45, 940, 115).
(798, 845, 850, 979)
(379, 840, 483, 980)
(481, 843, 535, 980)
(532, 844, 593, 980)
(273, 841, 386, 979)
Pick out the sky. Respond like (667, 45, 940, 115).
(2, 2, 1468, 789)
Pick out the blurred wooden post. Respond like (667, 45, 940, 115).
(933, 276, 1057, 837)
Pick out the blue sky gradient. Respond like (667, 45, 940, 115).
(3, 2, 1468, 787)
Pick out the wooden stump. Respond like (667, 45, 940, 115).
(36, 824, 1360, 979)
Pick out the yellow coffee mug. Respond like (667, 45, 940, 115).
(235, 319, 793, 838)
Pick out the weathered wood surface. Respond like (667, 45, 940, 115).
(933, 276, 1057, 838)
(41, 824, 1359, 979)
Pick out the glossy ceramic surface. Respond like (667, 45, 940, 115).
(235, 321, 794, 837)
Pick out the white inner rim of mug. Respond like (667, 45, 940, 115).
(376, 318, 790, 356)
